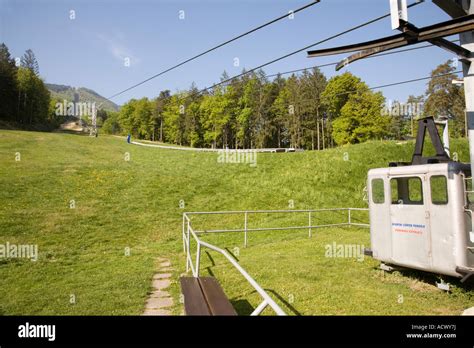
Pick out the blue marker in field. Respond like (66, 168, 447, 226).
(127, 134, 131, 144)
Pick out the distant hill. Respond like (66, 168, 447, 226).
(46, 84, 120, 112)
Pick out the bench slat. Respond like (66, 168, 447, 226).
(180, 277, 211, 315)
(198, 277, 237, 316)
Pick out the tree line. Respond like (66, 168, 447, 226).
(103, 69, 391, 149)
(103, 61, 466, 149)
(0, 43, 61, 130)
(0, 39, 465, 148)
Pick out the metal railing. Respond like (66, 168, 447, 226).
(185, 208, 369, 247)
(182, 213, 286, 315)
(182, 208, 369, 316)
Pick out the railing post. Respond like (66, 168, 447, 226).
(244, 211, 248, 248)
(186, 221, 190, 272)
(195, 242, 201, 277)
(308, 211, 312, 238)
(251, 300, 268, 316)
(182, 214, 186, 253)
(348, 208, 351, 225)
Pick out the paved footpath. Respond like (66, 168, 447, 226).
(143, 258, 174, 315)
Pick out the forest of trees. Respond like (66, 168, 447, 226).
(103, 69, 391, 149)
(103, 61, 466, 150)
(0, 43, 60, 130)
(0, 38, 466, 149)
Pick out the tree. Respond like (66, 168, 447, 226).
(266, 74, 287, 148)
(97, 109, 108, 123)
(118, 99, 137, 136)
(199, 90, 228, 148)
(106, 67, 395, 150)
(332, 90, 390, 145)
(273, 78, 290, 147)
(424, 61, 465, 137)
(0, 43, 18, 121)
(299, 68, 327, 149)
(163, 94, 186, 145)
(17, 66, 51, 125)
(236, 73, 260, 148)
(223, 75, 245, 148)
(21, 49, 40, 76)
(385, 99, 404, 140)
(183, 84, 203, 147)
(247, 70, 274, 149)
(283, 74, 304, 148)
(102, 112, 121, 134)
(322, 72, 365, 118)
(154, 90, 171, 142)
(134, 98, 154, 139)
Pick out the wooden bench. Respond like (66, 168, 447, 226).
(180, 277, 237, 315)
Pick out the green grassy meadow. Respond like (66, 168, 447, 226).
(0, 130, 472, 315)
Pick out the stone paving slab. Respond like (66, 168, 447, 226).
(143, 309, 172, 316)
(146, 297, 173, 309)
(149, 290, 170, 298)
(153, 273, 172, 280)
(143, 258, 174, 316)
(152, 278, 171, 289)
(159, 260, 171, 268)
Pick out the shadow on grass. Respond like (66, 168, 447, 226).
(264, 289, 302, 316)
(372, 264, 474, 291)
(232, 289, 302, 316)
(225, 247, 239, 262)
(53, 129, 91, 136)
(204, 251, 215, 266)
(203, 251, 216, 277)
(231, 299, 254, 315)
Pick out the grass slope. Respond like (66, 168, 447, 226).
(0, 130, 472, 315)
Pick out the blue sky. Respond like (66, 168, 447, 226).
(0, 0, 458, 106)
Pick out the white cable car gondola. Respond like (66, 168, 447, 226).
(306, 0, 474, 282)
(366, 117, 474, 281)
